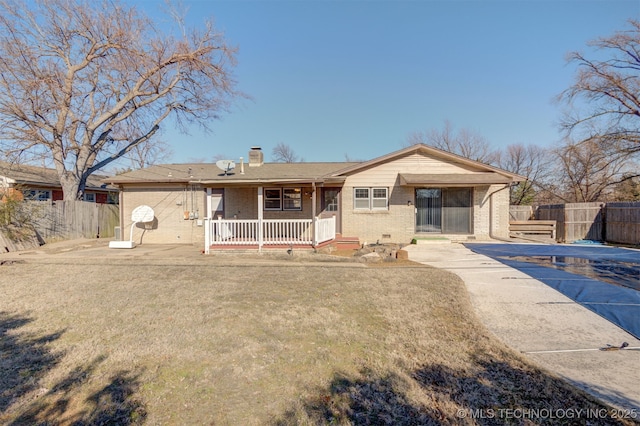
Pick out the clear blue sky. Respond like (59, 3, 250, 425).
(135, 0, 640, 164)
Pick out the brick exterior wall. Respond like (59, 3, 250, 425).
(340, 183, 512, 244)
(340, 185, 415, 244)
(121, 185, 206, 245)
(472, 184, 510, 240)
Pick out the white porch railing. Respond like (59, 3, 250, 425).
(315, 216, 336, 244)
(205, 216, 336, 252)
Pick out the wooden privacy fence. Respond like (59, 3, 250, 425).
(536, 202, 604, 243)
(509, 205, 534, 221)
(511, 201, 640, 244)
(605, 202, 640, 245)
(27, 200, 119, 241)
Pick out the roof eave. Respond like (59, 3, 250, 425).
(196, 177, 342, 186)
(399, 173, 516, 187)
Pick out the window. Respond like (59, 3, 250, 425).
(25, 190, 51, 201)
(264, 188, 282, 210)
(84, 193, 96, 202)
(323, 189, 339, 212)
(354, 188, 370, 209)
(107, 192, 119, 205)
(354, 187, 388, 210)
(283, 188, 302, 210)
(372, 188, 388, 209)
(264, 187, 303, 211)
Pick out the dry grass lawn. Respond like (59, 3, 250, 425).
(0, 248, 636, 425)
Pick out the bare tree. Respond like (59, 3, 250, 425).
(271, 143, 300, 163)
(611, 174, 640, 201)
(555, 137, 638, 202)
(344, 153, 365, 162)
(0, 0, 238, 200)
(407, 120, 498, 164)
(126, 139, 174, 170)
(212, 153, 229, 163)
(559, 19, 640, 155)
(495, 144, 554, 205)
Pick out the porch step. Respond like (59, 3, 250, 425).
(411, 236, 451, 245)
(331, 236, 361, 250)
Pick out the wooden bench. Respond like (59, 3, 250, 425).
(509, 220, 557, 242)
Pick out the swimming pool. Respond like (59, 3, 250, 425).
(465, 243, 640, 339)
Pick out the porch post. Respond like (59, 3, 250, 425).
(311, 182, 317, 246)
(118, 186, 125, 240)
(257, 186, 263, 251)
(204, 188, 211, 254)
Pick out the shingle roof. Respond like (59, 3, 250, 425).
(106, 162, 359, 185)
(105, 144, 525, 186)
(0, 161, 115, 191)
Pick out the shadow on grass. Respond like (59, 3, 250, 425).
(0, 311, 146, 425)
(275, 355, 631, 425)
(0, 311, 64, 413)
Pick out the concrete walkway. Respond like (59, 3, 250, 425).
(404, 243, 640, 412)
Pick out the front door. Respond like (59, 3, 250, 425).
(320, 188, 341, 234)
(416, 188, 472, 234)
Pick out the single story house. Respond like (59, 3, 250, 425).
(106, 144, 524, 252)
(0, 161, 118, 204)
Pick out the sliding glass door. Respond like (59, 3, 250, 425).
(415, 189, 442, 232)
(416, 188, 472, 234)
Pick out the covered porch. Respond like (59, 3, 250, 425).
(203, 182, 340, 253)
(204, 216, 336, 252)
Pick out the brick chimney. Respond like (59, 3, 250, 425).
(248, 146, 264, 167)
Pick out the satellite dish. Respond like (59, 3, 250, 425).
(131, 205, 155, 223)
(215, 159, 236, 175)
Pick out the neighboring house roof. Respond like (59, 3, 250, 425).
(106, 144, 525, 186)
(0, 161, 115, 191)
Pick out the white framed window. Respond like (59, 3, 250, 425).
(372, 188, 388, 209)
(283, 188, 302, 210)
(354, 188, 370, 209)
(84, 193, 96, 202)
(354, 187, 388, 210)
(264, 188, 282, 210)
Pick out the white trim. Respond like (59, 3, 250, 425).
(354, 187, 388, 210)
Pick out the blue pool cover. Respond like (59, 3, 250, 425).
(465, 243, 640, 339)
